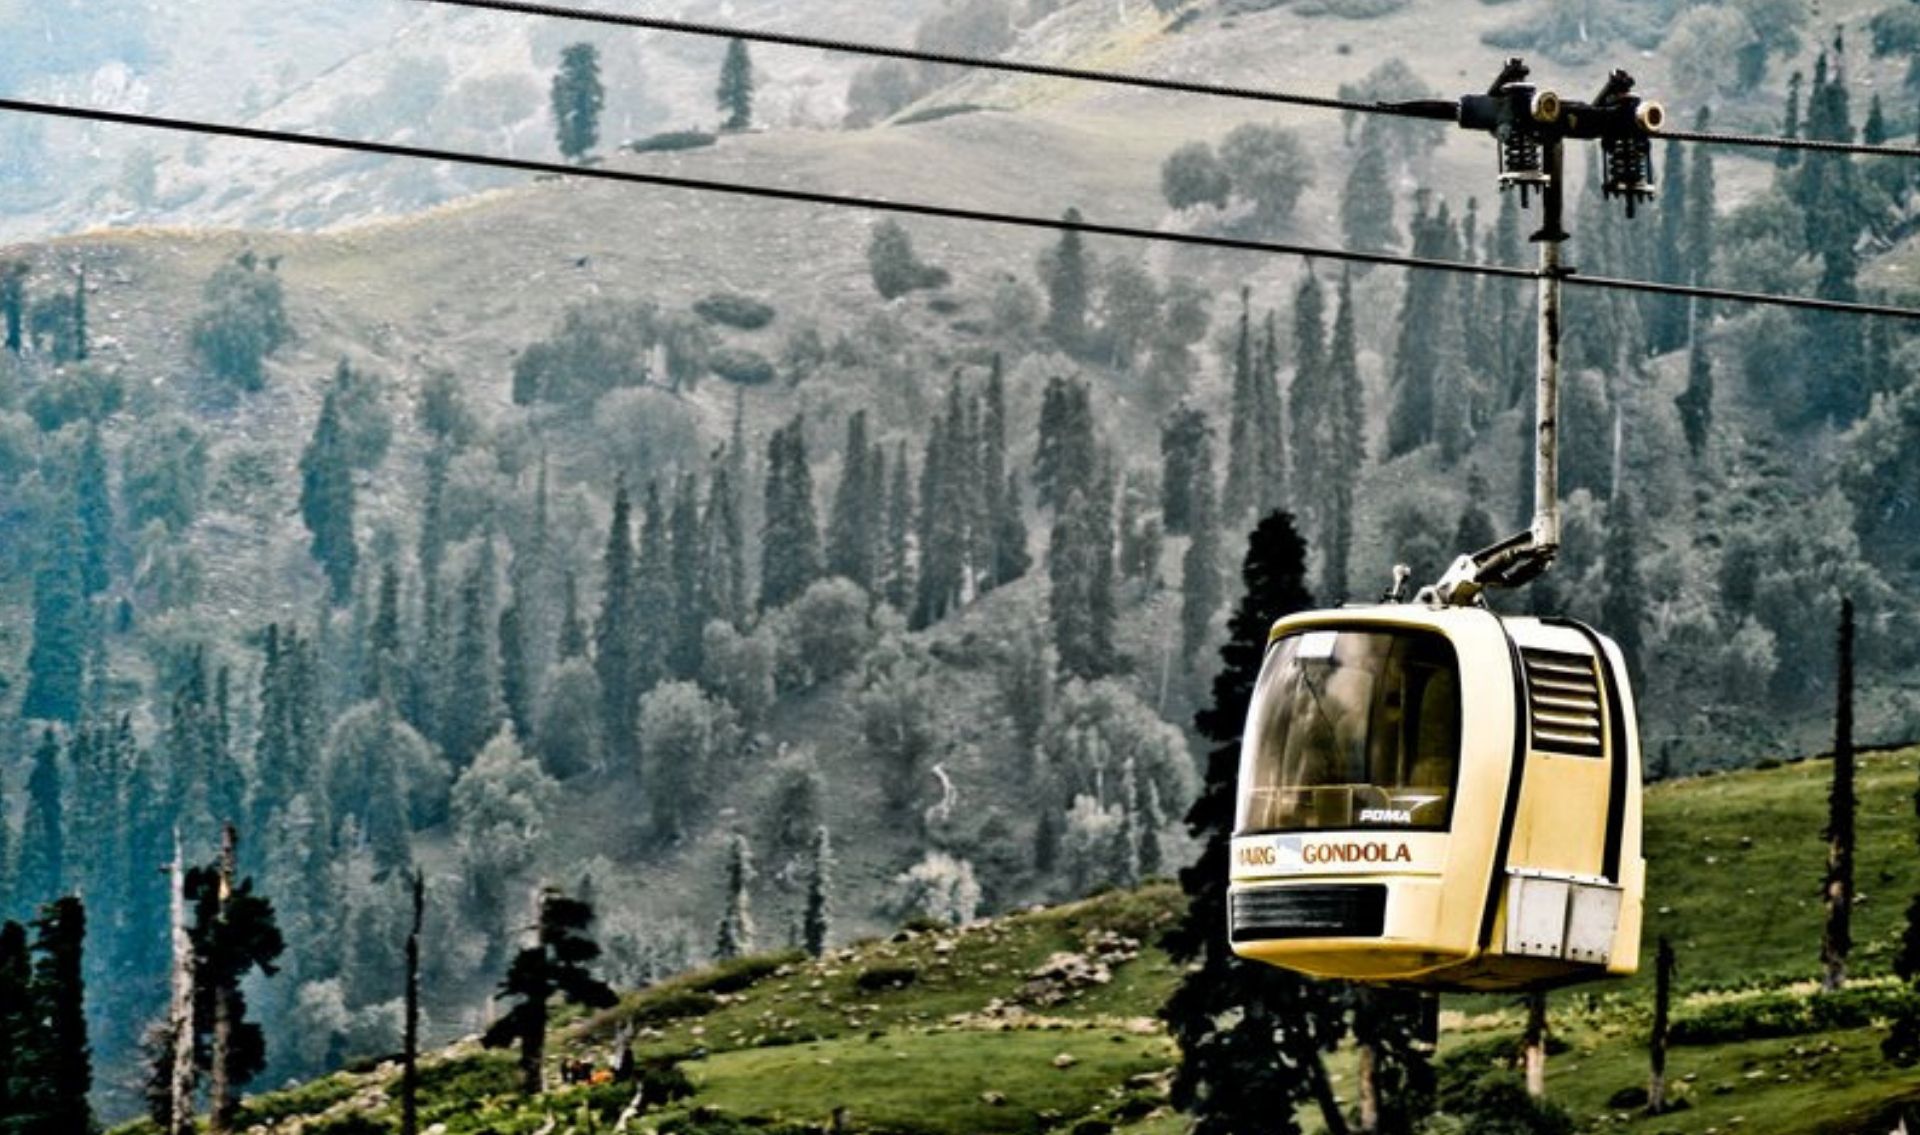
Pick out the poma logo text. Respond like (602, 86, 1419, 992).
(1303, 841, 1412, 865)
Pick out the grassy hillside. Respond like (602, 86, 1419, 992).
(159, 746, 1920, 1135)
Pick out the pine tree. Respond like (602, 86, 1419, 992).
(994, 473, 1031, 589)
(1289, 271, 1328, 530)
(669, 473, 705, 679)
(557, 571, 587, 661)
(717, 38, 754, 131)
(1324, 270, 1364, 602)
(1823, 596, 1856, 992)
(1, 260, 26, 353)
(72, 266, 88, 362)
(482, 889, 616, 1094)
(445, 555, 501, 769)
(1048, 483, 1115, 680)
(1386, 196, 1454, 456)
(700, 462, 746, 631)
(1676, 327, 1713, 460)
(550, 43, 604, 162)
(187, 828, 285, 1132)
(17, 729, 65, 914)
(636, 480, 674, 692)
(1041, 208, 1090, 353)
(1160, 408, 1211, 537)
(300, 377, 358, 604)
(1180, 469, 1220, 662)
(803, 825, 832, 958)
(76, 425, 111, 597)
(760, 416, 822, 610)
(884, 442, 915, 612)
(1600, 492, 1646, 689)
(1778, 70, 1803, 169)
(596, 482, 642, 772)
(1162, 511, 1348, 1135)
(982, 357, 1011, 579)
(366, 563, 403, 699)
(0, 921, 29, 1120)
(715, 834, 756, 961)
(23, 511, 87, 724)
(828, 410, 877, 589)
(1650, 133, 1691, 355)
(1340, 124, 1398, 252)
(16, 896, 94, 1135)
(1221, 289, 1258, 522)
(1133, 754, 1163, 879)
(1253, 309, 1288, 516)
(499, 599, 532, 743)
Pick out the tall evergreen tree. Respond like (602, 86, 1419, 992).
(715, 834, 756, 961)
(828, 410, 877, 590)
(365, 563, 403, 700)
(1253, 309, 1288, 516)
(76, 425, 111, 597)
(550, 43, 604, 162)
(760, 416, 822, 610)
(1823, 597, 1857, 992)
(1048, 485, 1114, 680)
(187, 829, 284, 1133)
(1160, 407, 1211, 537)
(982, 357, 1011, 577)
(1180, 461, 1220, 661)
(803, 824, 832, 959)
(482, 889, 615, 1094)
(1033, 377, 1097, 511)
(1289, 271, 1329, 530)
(636, 481, 674, 692)
(700, 461, 746, 631)
(1162, 511, 1347, 1135)
(17, 729, 66, 914)
(1041, 208, 1090, 353)
(72, 266, 88, 362)
(1386, 196, 1455, 456)
(1650, 133, 1691, 354)
(1221, 289, 1259, 522)
(17, 896, 94, 1135)
(669, 473, 705, 679)
(0, 260, 25, 353)
(401, 871, 424, 1135)
(1778, 70, 1803, 169)
(1324, 270, 1365, 601)
(557, 571, 588, 661)
(498, 599, 532, 744)
(883, 442, 915, 612)
(445, 554, 502, 770)
(1600, 492, 1646, 689)
(23, 511, 87, 724)
(299, 376, 358, 604)
(0, 921, 29, 1120)
(994, 472, 1031, 588)
(717, 39, 754, 131)
(1340, 124, 1398, 252)
(596, 482, 642, 772)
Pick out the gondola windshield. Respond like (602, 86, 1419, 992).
(1236, 628, 1461, 834)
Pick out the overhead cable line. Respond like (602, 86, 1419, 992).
(411, 0, 1920, 160)
(1, 96, 1915, 322)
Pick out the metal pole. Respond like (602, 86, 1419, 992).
(1530, 138, 1567, 557)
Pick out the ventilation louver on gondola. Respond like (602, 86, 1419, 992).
(1522, 648, 1604, 757)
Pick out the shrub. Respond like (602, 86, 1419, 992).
(687, 950, 803, 994)
(1869, 6, 1920, 57)
(627, 129, 717, 153)
(27, 366, 123, 431)
(854, 962, 920, 991)
(1160, 141, 1230, 211)
(693, 292, 777, 330)
(1669, 982, 1917, 1045)
(190, 251, 292, 393)
(708, 347, 776, 385)
(629, 988, 722, 1025)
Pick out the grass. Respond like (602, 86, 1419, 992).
(132, 754, 1920, 1135)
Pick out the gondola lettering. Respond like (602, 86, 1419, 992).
(1302, 841, 1412, 865)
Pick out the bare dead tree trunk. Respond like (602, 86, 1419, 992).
(1523, 991, 1549, 1100)
(168, 829, 197, 1135)
(403, 870, 425, 1135)
(1356, 1040, 1380, 1133)
(1823, 597, 1856, 992)
(210, 824, 238, 1134)
(1649, 937, 1674, 1113)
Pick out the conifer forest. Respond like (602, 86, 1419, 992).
(2, 1, 1920, 1132)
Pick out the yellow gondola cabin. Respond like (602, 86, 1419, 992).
(1227, 604, 1644, 992)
